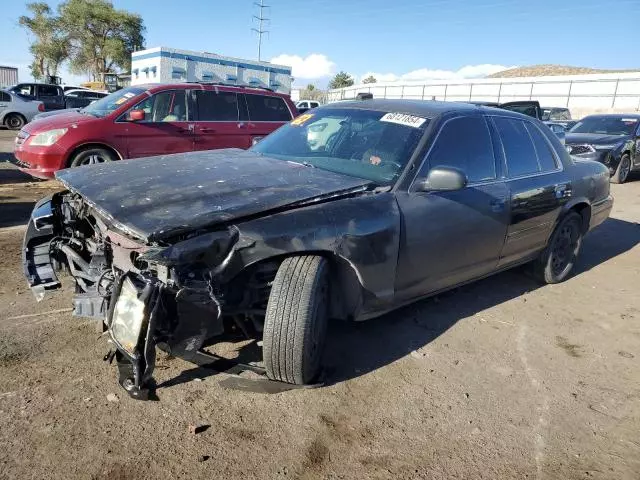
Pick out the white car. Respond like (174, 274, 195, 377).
(0, 89, 44, 130)
(296, 100, 321, 112)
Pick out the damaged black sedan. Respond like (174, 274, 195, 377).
(23, 100, 613, 398)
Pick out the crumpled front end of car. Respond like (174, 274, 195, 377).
(23, 191, 242, 399)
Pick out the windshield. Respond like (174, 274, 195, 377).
(251, 108, 428, 185)
(570, 116, 638, 136)
(81, 86, 145, 118)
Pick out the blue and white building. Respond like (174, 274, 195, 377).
(130, 47, 293, 95)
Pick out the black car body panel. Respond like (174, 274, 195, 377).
(22, 99, 613, 396)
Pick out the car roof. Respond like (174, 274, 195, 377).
(322, 99, 526, 120)
(586, 113, 640, 118)
(139, 82, 289, 98)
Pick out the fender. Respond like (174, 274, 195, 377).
(220, 191, 402, 315)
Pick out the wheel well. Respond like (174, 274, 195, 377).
(228, 251, 364, 322)
(65, 143, 122, 168)
(3, 112, 26, 124)
(570, 202, 591, 233)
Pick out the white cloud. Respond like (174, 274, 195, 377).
(270, 53, 335, 80)
(360, 64, 516, 83)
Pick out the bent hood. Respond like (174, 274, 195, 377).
(565, 132, 629, 146)
(55, 149, 371, 242)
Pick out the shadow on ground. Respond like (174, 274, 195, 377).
(0, 161, 35, 184)
(0, 202, 36, 228)
(156, 217, 640, 392)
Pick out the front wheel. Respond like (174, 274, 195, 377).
(68, 147, 116, 168)
(611, 153, 631, 184)
(5, 113, 25, 130)
(533, 212, 583, 284)
(263, 256, 330, 385)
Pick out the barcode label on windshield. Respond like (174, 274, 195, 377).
(380, 112, 427, 128)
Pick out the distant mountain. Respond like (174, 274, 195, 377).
(488, 64, 639, 78)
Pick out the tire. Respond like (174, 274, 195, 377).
(533, 212, 583, 284)
(611, 153, 631, 184)
(68, 147, 116, 168)
(5, 113, 25, 130)
(263, 256, 330, 384)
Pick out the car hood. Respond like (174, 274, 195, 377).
(24, 110, 96, 133)
(55, 149, 372, 242)
(32, 108, 81, 122)
(565, 132, 629, 146)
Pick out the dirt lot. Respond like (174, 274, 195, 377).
(0, 129, 639, 479)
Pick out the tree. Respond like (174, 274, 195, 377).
(58, 0, 145, 81)
(362, 75, 377, 84)
(306, 84, 316, 92)
(328, 71, 354, 89)
(19, 2, 69, 80)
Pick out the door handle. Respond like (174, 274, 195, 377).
(199, 127, 215, 133)
(490, 199, 506, 212)
(179, 124, 195, 133)
(238, 122, 247, 129)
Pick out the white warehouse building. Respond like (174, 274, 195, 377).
(130, 47, 293, 95)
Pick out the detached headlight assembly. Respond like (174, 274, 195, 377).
(29, 128, 68, 146)
(110, 277, 147, 355)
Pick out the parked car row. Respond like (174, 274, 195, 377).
(22, 98, 613, 398)
(13, 82, 297, 178)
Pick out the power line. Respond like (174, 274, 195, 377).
(252, 0, 270, 62)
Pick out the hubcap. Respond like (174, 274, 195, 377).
(82, 154, 106, 165)
(551, 222, 580, 276)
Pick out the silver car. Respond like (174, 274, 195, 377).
(0, 89, 44, 130)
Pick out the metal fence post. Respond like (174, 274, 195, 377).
(469, 83, 473, 101)
(497, 83, 502, 103)
(444, 84, 448, 101)
(566, 81, 572, 107)
(612, 79, 620, 109)
(401, 85, 405, 99)
(422, 84, 426, 100)
(384, 85, 387, 99)
(529, 82, 534, 100)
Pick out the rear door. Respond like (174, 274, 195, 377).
(125, 89, 195, 158)
(0, 91, 10, 116)
(245, 93, 294, 144)
(490, 116, 569, 266)
(37, 84, 65, 110)
(498, 101, 542, 120)
(191, 89, 251, 150)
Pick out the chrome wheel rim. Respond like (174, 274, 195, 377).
(81, 154, 107, 165)
(619, 157, 630, 182)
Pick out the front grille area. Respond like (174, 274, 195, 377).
(568, 144, 593, 155)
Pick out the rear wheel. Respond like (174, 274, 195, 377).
(533, 212, 583, 284)
(5, 113, 25, 130)
(611, 153, 631, 184)
(263, 256, 329, 385)
(68, 147, 116, 168)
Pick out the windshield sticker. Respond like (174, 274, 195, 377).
(123, 92, 135, 99)
(291, 113, 314, 126)
(114, 98, 128, 105)
(380, 112, 427, 128)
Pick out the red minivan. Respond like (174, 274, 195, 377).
(13, 83, 297, 179)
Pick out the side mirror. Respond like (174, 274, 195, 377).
(414, 166, 467, 192)
(128, 109, 145, 122)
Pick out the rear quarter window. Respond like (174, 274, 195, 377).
(493, 117, 540, 177)
(0, 91, 10, 102)
(246, 94, 292, 121)
(39, 85, 62, 97)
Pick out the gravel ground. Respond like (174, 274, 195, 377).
(0, 129, 639, 480)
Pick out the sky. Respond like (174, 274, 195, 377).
(1, 0, 639, 88)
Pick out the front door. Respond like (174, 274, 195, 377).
(125, 90, 195, 158)
(395, 115, 509, 301)
(191, 89, 251, 150)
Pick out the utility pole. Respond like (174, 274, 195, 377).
(252, 0, 269, 61)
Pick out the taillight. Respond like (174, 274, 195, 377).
(38, 103, 45, 112)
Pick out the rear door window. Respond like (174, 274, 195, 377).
(423, 115, 496, 183)
(0, 91, 10, 102)
(493, 117, 540, 177)
(524, 122, 559, 172)
(38, 85, 61, 97)
(246, 94, 292, 121)
(194, 90, 239, 121)
(16, 85, 34, 97)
